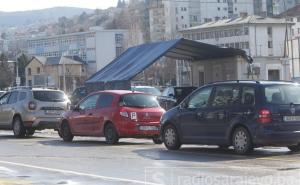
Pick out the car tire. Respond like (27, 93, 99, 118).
(12, 116, 26, 138)
(163, 124, 181, 150)
(152, 136, 163, 144)
(26, 128, 35, 136)
(232, 127, 253, 155)
(288, 144, 300, 152)
(104, 124, 119, 144)
(61, 123, 74, 142)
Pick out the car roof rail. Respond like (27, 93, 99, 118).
(9, 85, 58, 91)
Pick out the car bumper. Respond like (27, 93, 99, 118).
(23, 115, 61, 130)
(254, 130, 300, 146)
(119, 122, 160, 138)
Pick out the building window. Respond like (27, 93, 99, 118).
(267, 27, 272, 35)
(268, 41, 273, 48)
(244, 27, 249, 35)
(37, 67, 41, 74)
(28, 80, 32, 86)
(116, 47, 123, 57)
(218, 7, 220, 11)
(297, 17, 300, 22)
(298, 28, 300, 34)
(181, 16, 184, 19)
(115, 34, 123, 45)
(28, 68, 31, 76)
(217, 0, 220, 2)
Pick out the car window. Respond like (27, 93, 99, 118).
(187, 87, 212, 109)
(79, 94, 100, 110)
(242, 86, 255, 106)
(119, 94, 159, 108)
(0, 93, 10, 105)
(98, 94, 114, 108)
(33, 91, 66, 102)
(264, 84, 300, 104)
(19, 92, 27, 101)
(162, 88, 170, 97)
(8, 92, 19, 104)
(211, 86, 240, 107)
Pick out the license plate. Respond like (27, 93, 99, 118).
(139, 126, 159, 131)
(45, 110, 61, 115)
(283, 116, 300, 122)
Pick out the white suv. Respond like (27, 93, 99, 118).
(0, 87, 70, 137)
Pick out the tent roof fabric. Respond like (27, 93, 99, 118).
(86, 38, 246, 84)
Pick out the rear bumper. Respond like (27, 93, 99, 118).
(23, 115, 61, 130)
(118, 122, 160, 138)
(253, 130, 300, 146)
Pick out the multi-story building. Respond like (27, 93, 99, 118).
(181, 15, 293, 81)
(254, 0, 300, 16)
(26, 28, 128, 75)
(280, 4, 300, 79)
(148, 0, 254, 41)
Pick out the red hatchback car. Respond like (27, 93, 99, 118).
(58, 90, 165, 144)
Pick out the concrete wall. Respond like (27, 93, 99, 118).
(191, 56, 240, 86)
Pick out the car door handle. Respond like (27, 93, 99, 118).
(88, 113, 93, 116)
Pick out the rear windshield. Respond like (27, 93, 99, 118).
(119, 94, 160, 108)
(33, 91, 66, 102)
(264, 84, 300, 104)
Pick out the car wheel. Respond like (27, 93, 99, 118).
(152, 136, 163, 144)
(288, 144, 300, 152)
(13, 116, 26, 138)
(163, 124, 181, 150)
(26, 128, 35, 136)
(104, 124, 119, 144)
(61, 123, 74, 142)
(232, 127, 253, 155)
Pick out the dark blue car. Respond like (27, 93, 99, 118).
(160, 81, 300, 154)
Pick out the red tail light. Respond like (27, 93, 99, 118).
(257, 109, 271, 124)
(28, 101, 37, 110)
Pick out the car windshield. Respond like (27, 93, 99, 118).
(119, 94, 160, 108)
(33, 91, 67, 102)
(264, 84, 300, 104)
(132, 87, 161, 96)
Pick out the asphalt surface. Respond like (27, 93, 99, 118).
(0, 130, 300, 185)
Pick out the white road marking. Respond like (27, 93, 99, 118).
(0, 160, 162, 185)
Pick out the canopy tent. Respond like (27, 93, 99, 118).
(85, 38, 246, 90)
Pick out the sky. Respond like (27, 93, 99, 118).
(0, 0, 119, 12)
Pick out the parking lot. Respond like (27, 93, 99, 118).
(0, 130, 300, 185)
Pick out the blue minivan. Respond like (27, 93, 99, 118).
(160, 81, 300, 154)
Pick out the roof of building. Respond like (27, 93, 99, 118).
(279, 4, 300, 17)
(30, 56, 85, 66)
(86, 38, 246, 84)
(182, 15, 293, 31)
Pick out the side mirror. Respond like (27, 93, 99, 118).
(179, 102, 187, 109)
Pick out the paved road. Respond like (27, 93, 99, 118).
(0, 130, 300, 185)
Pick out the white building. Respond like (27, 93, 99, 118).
(148, 0, 254, 41)
(181, 15, 293, 81)
(26, 28, 128, 75)
(281, 4, 300, 79)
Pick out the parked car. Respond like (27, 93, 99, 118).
(161, 81, 300, 154)
(58, 90, 165, 144)
(159, 86, 197, 110)
(0, 87, 70, 137)
(131, 86, 161, 96)
(70, 87, 87, 105)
